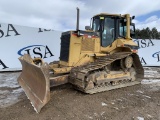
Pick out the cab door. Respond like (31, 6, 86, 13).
(101, 17, 115, 47)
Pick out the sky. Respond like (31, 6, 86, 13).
(0, 0, 160, 31)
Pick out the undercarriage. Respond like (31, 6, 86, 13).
(69, 52, 144, 94)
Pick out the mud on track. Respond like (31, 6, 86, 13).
(0, 67, 160, 120)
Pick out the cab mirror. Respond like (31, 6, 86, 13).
(85, 26, 91, 30)
(132, 16, 135, 20)
(130, 23, 135, 37)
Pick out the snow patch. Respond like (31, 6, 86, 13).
(144, 68, 160, 78)
(141, 79, 160, 91)
(101, 111, 105, 116)
(94, 113, 98, 116)
(141, 79, 160, 84)
(85, 115, 93, 119)
(0, 72, 23, 108)
(117, 99, 123, 101)
(113, 107, 119, 110)
(111, 102, 115, 105)
(0, 88, 23, 108)
(147, 114, 153, 118)
(0, 90, 10, 94)
(136, 90, 144, 94)
(0, 73, 21, 88)
(144, 70, 157, 73)
(142, 95, 151, 99)
(128, 93, 134, 96)
(101, 102, 107, 106)
(137, 116, 144, 120)
(12, 88, 23, 94)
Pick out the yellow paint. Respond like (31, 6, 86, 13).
(107, 72, 130, 79)
(50, 13, 138, 74)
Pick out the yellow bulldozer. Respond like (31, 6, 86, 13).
(18, 8, 144, 113)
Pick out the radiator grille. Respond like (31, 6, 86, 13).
(60, 32, 70, 62)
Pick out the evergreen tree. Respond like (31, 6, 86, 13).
(134, 27, 160, 39)
(135, 29, 141, 39)
(151, 27, 159, 39)
(145, 27, 151, 39)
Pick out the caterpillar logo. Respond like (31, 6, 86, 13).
(18, 45, 54, 59)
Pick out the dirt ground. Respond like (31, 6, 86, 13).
(0, 67, 160, 120)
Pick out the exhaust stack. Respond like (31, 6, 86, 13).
(76, 7, 79, 31)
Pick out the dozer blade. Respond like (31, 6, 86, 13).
(18, 54, 50, 113)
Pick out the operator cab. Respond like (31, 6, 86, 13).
(85, 14, 135, 47)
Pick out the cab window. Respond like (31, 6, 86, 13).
(92, 18, 100, 31)
(119, 20, 126, 37)
(101, 17, 115, 47)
